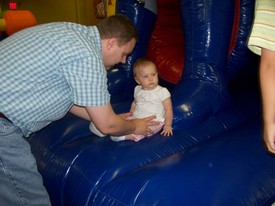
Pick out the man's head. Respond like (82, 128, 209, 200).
(97, 14, 138, 46)
(97, 14, 138, 69)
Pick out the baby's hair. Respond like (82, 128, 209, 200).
(133, 58, 157, 77)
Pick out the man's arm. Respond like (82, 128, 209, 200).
(70, 104, 157, 136)
(69, 105, 90, 120)
(260, 48, 275, 153)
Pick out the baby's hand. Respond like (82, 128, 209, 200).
(161, 125, 173, 136)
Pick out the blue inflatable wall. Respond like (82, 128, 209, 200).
(28, 0, 275, 205)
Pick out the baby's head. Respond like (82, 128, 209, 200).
(133, 58, 159, 90)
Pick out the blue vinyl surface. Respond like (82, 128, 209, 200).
(28, 0, 275, 205)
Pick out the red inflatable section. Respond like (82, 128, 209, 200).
(147, 0, 184, 84)
(147, 0, 240, 84)
(228, 0, 240, 56)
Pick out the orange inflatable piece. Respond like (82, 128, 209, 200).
(2, 10, 36, 36)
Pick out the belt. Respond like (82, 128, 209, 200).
(0, 113, 12, 122)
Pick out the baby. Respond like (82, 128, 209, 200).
(90, 58, 173, 141)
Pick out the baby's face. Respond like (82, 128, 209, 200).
(135, 64, 159, 90)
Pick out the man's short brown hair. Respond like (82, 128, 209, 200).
(96, 14, 138, 46)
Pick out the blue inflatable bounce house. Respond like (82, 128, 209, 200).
(28, 0, 275, 205)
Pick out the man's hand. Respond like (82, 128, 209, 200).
(131, 115, 159, 136)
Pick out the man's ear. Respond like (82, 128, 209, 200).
(106, 38, 117, 50)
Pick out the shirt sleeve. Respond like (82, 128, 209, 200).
(248, 1, 275, 55)
(160, 87, 171, 101)
(61, 56, 110, 106)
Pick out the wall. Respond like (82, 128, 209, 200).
(0, 0, 105, 25)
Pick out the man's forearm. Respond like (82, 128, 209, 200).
(69, 105, 91, 121)
(260, 49, 275, 124)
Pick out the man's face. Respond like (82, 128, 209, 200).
(104, 38, 136, 70)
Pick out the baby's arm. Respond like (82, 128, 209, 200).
(117, 100, 136, 120)
(161, 97, 173, 136)
(129, 99, 137, 113)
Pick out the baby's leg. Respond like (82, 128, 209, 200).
(132, 122, 165, 141)
(89, 122, 106, 137)
(110, 134, 136, 142)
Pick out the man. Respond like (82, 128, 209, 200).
(248, 1, 275, 154)
(0, 15, 156, 205)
